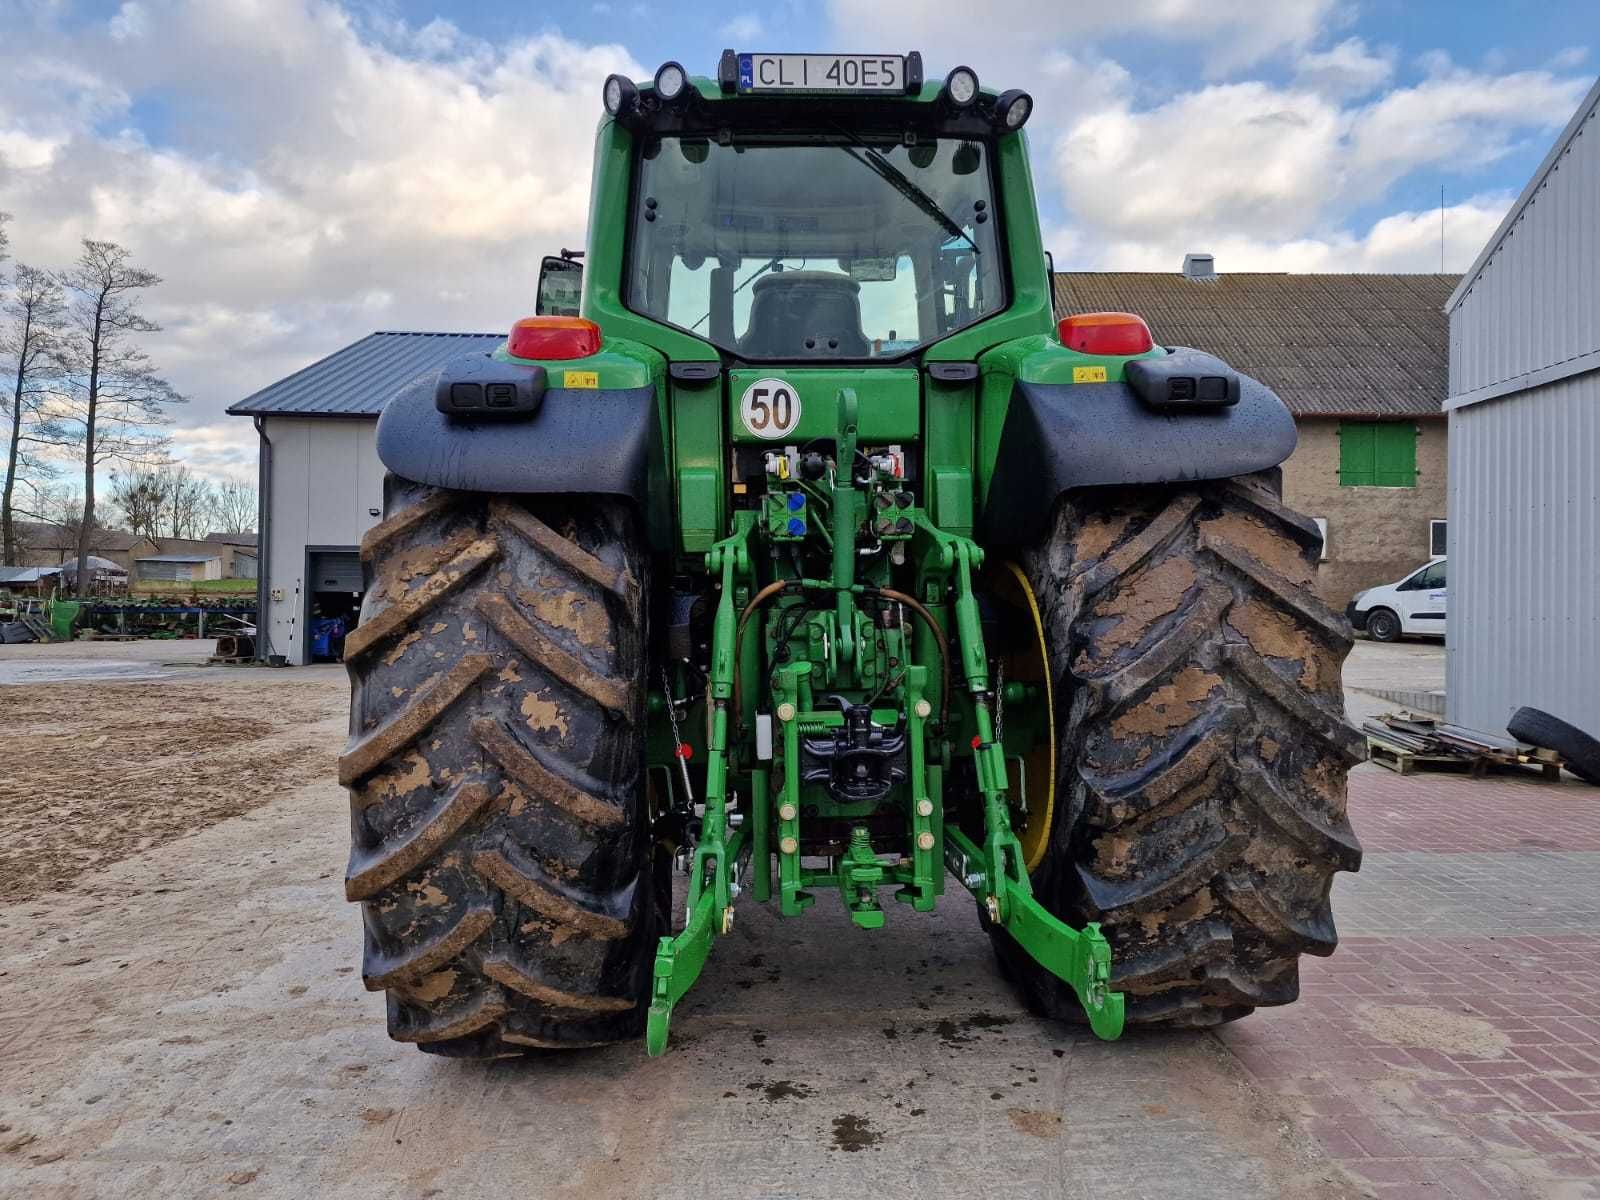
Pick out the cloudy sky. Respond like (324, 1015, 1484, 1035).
(0, 0, 1593, 484)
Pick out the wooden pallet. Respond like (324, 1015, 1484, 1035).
(1365, 735, 1565, 781)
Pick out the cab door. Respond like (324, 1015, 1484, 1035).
(1396, 560, 1447, 634)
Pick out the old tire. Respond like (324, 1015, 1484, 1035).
(1364, 607, 1401, 642)
(1507, 707, 1600, 785)
(341, 476, 658, 1055)
(993, 473, 1365, 1029)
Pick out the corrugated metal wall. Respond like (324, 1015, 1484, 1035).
(1446, 83, 1600, 735)
(1447, 372, 1600, 733)
(1449, 93, 1600, 397)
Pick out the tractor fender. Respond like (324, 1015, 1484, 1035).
(983, 370, 1296, 543)
(375, 354, 658, 501)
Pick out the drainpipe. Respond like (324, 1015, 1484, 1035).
(253, 416, 274, 662)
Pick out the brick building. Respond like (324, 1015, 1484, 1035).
(1056, 265, 1454, 606)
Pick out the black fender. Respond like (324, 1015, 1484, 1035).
(375, 354, 658, 501)
(983, 365, 1296, 543)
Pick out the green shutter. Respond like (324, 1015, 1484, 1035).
(1339, 421, 1415, 487)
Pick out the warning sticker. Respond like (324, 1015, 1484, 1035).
(1072, 365, 1108, 384)
(563, 370, 600, 389)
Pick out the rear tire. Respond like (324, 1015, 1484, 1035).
(1364, 607, 1401, 642)
(340, 476, 657, 1055)
(993, 472, 1364, 1029)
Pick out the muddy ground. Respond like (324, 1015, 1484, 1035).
(0, 647, 344, 902)
(0, 639, 1502, 1200)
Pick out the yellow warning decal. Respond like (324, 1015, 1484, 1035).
(563, 370, 600, 389)
(1072, 365, 1108, 383)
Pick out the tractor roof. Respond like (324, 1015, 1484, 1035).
(603, 54, 1031, 139)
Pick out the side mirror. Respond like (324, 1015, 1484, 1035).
(536, 255, 583, 317)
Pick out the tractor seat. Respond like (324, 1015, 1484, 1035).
(741, 271, 871, 358)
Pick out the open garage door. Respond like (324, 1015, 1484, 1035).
(305, 548, 364, 664)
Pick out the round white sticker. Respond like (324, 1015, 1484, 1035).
(739, 378, 801, 440)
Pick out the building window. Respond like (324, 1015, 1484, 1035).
(1339, 421, 1417, 487)
(1429, 519, 1447, 556)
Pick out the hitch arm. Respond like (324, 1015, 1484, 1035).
(645, 522, 751, 1057)
(942, 536, 1126, 1041)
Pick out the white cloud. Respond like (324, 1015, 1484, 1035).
(719, 14, 765, 43)
(1049, 60, 1585, 255)
(1049, 194, 1516, 274)
(0, 0, 642, 482)
(1294, 37, 1395, 99)
(108, 2, 147, 42)
(165, 422, 260, 485)
(826, 0, 1342, 74)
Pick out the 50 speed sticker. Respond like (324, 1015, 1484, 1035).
(739, 378, 801, 439)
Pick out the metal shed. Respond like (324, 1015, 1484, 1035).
(135, 554, 223, 582)
(1445, 74, 1600, 736)
(227, 331, 505, 665)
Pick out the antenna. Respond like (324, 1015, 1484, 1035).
(1439, 185, 1445, 272)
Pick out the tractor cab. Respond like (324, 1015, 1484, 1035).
(537, 55, 1040, 370)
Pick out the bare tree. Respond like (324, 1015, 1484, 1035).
(55, 240, 183, 595)
(208, 478, 257, 534)
(3, 263, 67, 565)
(109, 466, 167, 540)
(161, 464, 211, 539)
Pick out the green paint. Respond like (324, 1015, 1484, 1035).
(536, 67, 1154, 1056)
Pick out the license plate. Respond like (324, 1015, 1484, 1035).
(738, 53, 905, 94)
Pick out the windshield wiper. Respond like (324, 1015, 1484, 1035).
(830, 126, 979, 255)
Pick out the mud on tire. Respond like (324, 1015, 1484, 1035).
(341, 476, 657, 1055)
(994, 471, 1364, 1028)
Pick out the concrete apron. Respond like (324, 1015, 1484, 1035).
(0, 778, 1352, 1200)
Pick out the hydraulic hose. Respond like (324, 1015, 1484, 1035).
(731, 579, 789, 727)
(867, 586, 952, 729)
(728, 579, 952, 732)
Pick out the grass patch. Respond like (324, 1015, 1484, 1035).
(129, 578, 257, 596)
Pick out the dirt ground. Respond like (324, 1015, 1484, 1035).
(0, 651, 345, 903)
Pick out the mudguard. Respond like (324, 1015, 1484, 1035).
(983, 368, 1296, 543)
(375, 353, 658, 501)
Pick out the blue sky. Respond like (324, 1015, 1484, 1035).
(0, 0, 1594, 482)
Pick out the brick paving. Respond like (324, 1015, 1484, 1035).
(1220, 763, 1600, 1199)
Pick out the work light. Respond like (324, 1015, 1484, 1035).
(603, 73, 638, 117)
(944, 66, 978, 107)
(654, 61, 687, 101)
(995, 89, 1032, 130)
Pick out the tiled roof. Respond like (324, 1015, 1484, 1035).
(227, 331, 507, 417)
(1054, 272, 1458, 418)
(12, 521, 143, 551)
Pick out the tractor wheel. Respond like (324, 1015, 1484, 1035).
(340, 476, 657, 1055)
(992, 471, 1364, 1029)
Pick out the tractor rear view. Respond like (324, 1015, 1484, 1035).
(339, 51, 1362, 1056)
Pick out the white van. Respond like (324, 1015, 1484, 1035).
(1346, 557, 1446, 642)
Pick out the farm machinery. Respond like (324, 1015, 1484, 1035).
(339, 52, 1362, 1056)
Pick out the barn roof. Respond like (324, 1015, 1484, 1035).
(227, 331, 507, 418)
(1054, 272, 1458, 419)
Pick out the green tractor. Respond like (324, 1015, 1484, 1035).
(339, 52, 1363, 1057)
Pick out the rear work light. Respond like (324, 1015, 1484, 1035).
(507, 316, 602, 361)
(1057, 311, 1154, 357)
